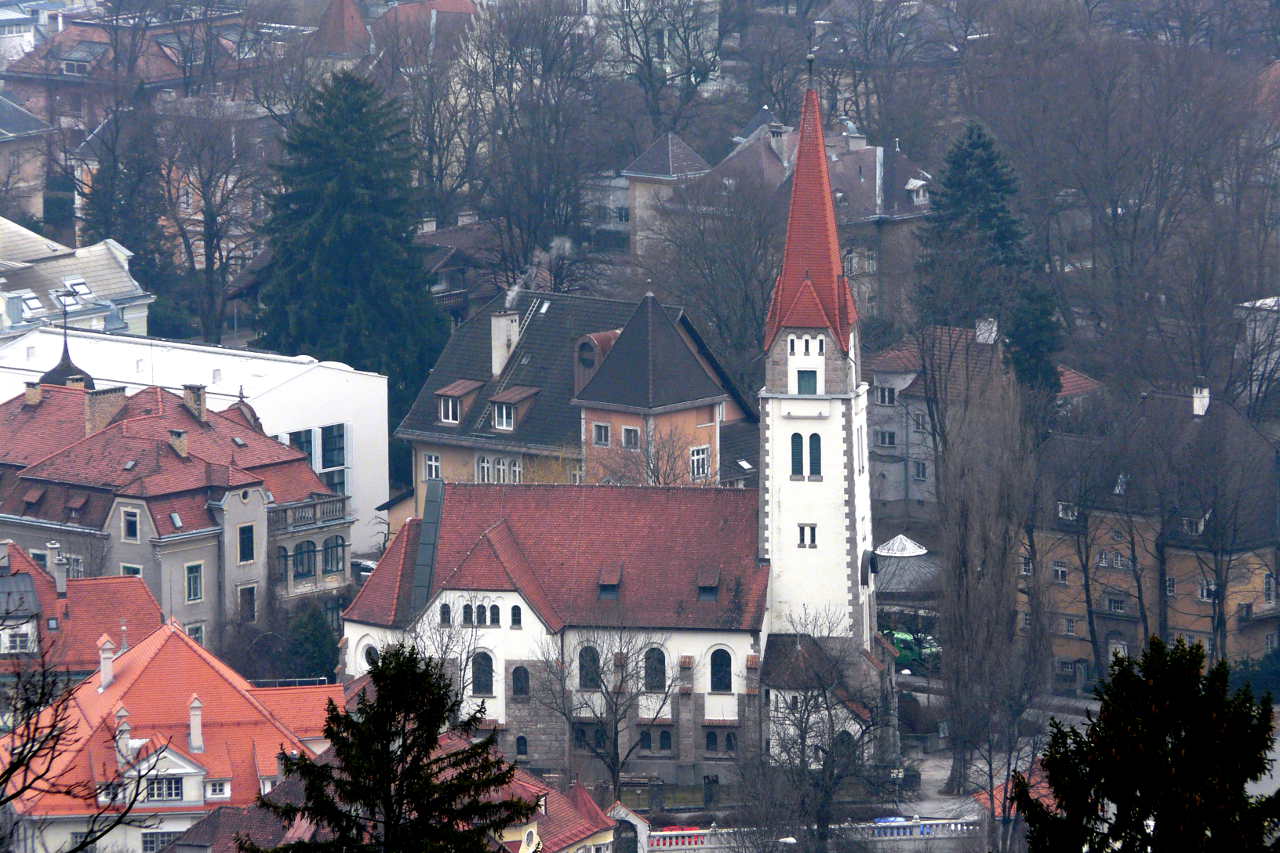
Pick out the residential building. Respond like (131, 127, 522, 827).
(0, 95, 52, 218)
(0, 216, 152, 337)
(3, 620, 343, 853)
(346, 87, 891, 785)
(0, 538, 163, 676)
(639, 111, 932, 321)
(0, 6, 284, 140)
(0, 324, 387, 551)
(866, 323, 1099, 525)
(1028, 387, 1279, 693)
(396, 290, 757, 509)
(0, 363, 355, 651)
(168, 732, 615, 853)
(621, 132, 710, 255)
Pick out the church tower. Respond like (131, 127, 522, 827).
(759, 88, 875, 648)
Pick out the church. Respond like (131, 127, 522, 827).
(340, 88, 893, 784)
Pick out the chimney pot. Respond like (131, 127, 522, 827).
(23, 382, 41, 406)
(85, 386, 127, 436)
(1192, 385, 1210, 417)
(182, 385, 207, 421)
(169, 429, 189, 458)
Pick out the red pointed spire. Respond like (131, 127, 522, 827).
(763, 89, 859, 353)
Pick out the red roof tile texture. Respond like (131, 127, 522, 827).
(4, 542, 164, 672)
(764, 89, 858, 353)
(4, 621, 319, 818)
(344, 484, 767, 632)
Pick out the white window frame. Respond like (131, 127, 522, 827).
(477, 455, 493, 483)
(511, 457, 522, 483)
(875, 385, 896, 406)
(120, 564, 142, 577)
(186, 622, 204, 645)
(1199, 579, 1216, 602)
(1107, 596, 1126, 614)
(798, 524, 816, 548)
(622, 426, 640, 450)
(237, 523, 254, 564)
(690, 446, 709, 481)
(1057, 501, 1079, 521)
(593, 423, 611, 447)
(146, 777, 183, 801)
(912, 460, 927, 481)
(493, 402, 515, 431)
(1053, 561, 1069, 584)
(912, 412, 927, 432)
(1065, 618, 1077, 636)
(424, 453, 441, 480)
(206, 780, 230, 799)
(1166, 577, 1177, 596)
(185, 562, 203, 602)
(439, 396, 460, 423)
(874, 430, 896, 448)
(121, 507, 141, 542)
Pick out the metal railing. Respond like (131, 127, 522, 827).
(268, 494, 348, 533)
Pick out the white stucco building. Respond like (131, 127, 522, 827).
(0, 326, 388, 552)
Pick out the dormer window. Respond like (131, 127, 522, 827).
(63, 60, 88, 75)
(598, 563, 621, 600)
(493, 402, 514, 430)
(440, 396, 460, 423)
(1056, 502, 1078, 522)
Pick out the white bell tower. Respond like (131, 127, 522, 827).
(758, 89, 874, 649)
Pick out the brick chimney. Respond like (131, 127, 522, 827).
(84, 386, 127, 436)
(23, 382, 41, 406)
(188, 694, 204, 753)
(169, 429, 189, 458)
(97, 634, 116, 691)
(183, 384, 207, 422)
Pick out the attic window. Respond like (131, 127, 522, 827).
(697, 565, 720, 600)
(46, 617, 57, 631)
(170, 512, 183, 529)
(62, 60, 88, 75)
(66, 279, 91, 298)
(232, 437, 247, 447)
(599, 583, 619, 600)
(66, 492, 88, 510)
(1114, 473, 1128, 495)
(698, 585, 718, 602)
(22, 486, 44, 505)
(123, 460, 137, 471)
(737, 459, 753, 471)
(539, 300, 550, 314)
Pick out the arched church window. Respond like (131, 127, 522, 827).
(809, 434, 821, 476)
(791, 433, 803, 477)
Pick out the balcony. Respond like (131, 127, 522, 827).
(268, 495, 348, 535)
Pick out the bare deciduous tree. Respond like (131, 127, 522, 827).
(533, 625, 678, 800)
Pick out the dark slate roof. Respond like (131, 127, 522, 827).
(574, 294, 725, 410)
(0, 95, 49, 139)
(622, 132, 711, 180)
(1041, 391, 1278, 550)
(719, 419, 759, 486)
(761, 633, 845, 690)
(39, 338, 95, 389)
(738, 105, 777, 139)
(397, 291, 685, 452)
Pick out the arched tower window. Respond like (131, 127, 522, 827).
(463, 604, 473, 625)
(512, 665, 530, 696)
(439, 603, 451, 625)
(511, 605, 522, 626)
(490, 605, 500, 625)
(791, 433, 803, 477)
(809, 434, 821, 476)
(516, 735, 528, 756)
(476, 604, 487, 625)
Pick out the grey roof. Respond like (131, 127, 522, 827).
(622, 132, 711, 180)
(397, 291, 686, 452)
(575, 293, 725, 410)
(874, 546, 941, 601)
(718, 419, 758, 486)
(57, 40, 107, 61)
(0, 217, 69, 261)
(0, 95, 46, 141)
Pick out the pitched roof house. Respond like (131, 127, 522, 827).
(0, 376, 354, 653)
(0, 539, 163, 674)
(2, 620, 340, 853)
(0, 217, 152, 338)
(396, 291, 758, 506)
(349, 86, 896, 791)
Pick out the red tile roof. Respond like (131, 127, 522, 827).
(248, 684, 343, 740)
(344, 485, 767, 632)
(4, 542, 164, 672)
(764, 89, 858, 353)
(0, 384, 329, 532)
(3, 621, 320, 818)
(311, 0, 369, 57)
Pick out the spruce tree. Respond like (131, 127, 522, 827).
(1014, 637, 1280, 852)
(915, 122, 1061, 394)
(248, 643, 536, 853)
(258, 71, 447, 431)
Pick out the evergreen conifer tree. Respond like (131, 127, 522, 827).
(248, 643, 535, 853)
(1014, 637, 1280, 852)
(258, 71, 447, 431)
(915, 122, 1061, 394)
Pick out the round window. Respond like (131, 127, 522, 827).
(364, 645, 380, 667)
(241, 490, 251, 502)
(525, 831, 535, 848)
